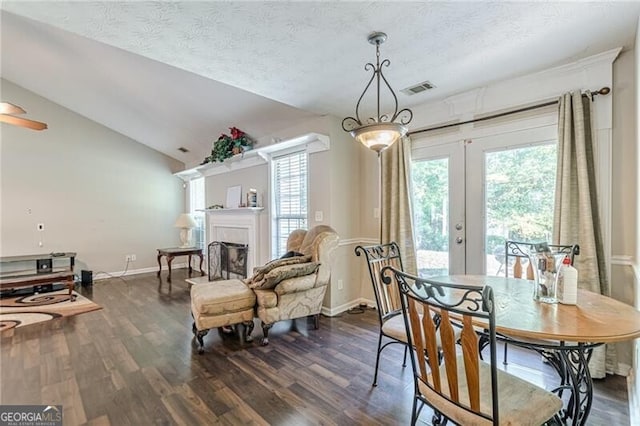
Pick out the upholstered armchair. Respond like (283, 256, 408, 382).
(249, 225, 338, 345)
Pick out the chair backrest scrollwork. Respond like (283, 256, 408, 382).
(381, 267, 499, 424)
(504, 240, 579, 279)
(355, 242, 404, 321)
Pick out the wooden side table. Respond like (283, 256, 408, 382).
(157, 247, 205, 282)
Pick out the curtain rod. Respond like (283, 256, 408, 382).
(408, 87, 611, 136)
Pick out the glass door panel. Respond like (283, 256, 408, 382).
(466, 125, 557, 274)
(412, 158, 450, 276)
(484, 144, 557, 275)
(411, 141, 465, 276)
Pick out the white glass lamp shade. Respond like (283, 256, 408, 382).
(174, 213, 197, 248)
(351, 122, 407, 153)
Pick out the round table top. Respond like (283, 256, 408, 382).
(430, 275, 640, 343)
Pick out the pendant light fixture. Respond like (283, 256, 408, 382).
(0, 102, 48, 131)
(342, 32, 412, 154)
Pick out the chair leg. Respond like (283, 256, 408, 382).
(410, 397, 419, 426)
(503, 342, 509, 365)
(193, 322, 208, 355)
(372, 332, 384, 387)
(261, 322, 273, 346)
(313, 313, 320, 330)
(402, 344, 408, 368)
(243, 320, 254, 343)
(478, 332, 490, 360)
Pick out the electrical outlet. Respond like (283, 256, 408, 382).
(130, 254, 136, 261)
(337, 279, 344, 290)
(125, 255, 132, 262)
(314, 211, 323, 222)
(37, 223, 45, 231)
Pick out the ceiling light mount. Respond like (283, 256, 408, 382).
(342, 32, 413, 154)
(367, 31, 387, 46)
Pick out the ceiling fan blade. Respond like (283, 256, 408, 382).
(0, 114, 48, 131)
(0, 102, 26, 115)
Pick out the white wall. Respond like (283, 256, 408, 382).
(630, 16, 640, 425)
(0, 79, 185, 275)
(611, 48, 637, 372)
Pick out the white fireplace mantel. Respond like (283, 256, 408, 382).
(204, 207, 264, 274)
(203, 207, 264, 215)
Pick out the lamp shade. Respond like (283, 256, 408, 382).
(342, 32, 412, 155)
(174, 213, 197, 229)
(351, 122, 407, 153)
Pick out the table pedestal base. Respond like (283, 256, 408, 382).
(505, 339, 599, 426)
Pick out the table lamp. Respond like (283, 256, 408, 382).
(174, 213, 197, 248)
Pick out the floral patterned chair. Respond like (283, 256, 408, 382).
(245, 225, 339, 345)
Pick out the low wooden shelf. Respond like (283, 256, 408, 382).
(0, 252, 77, 300)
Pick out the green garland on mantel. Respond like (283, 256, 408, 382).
(201, 127, 254, 164)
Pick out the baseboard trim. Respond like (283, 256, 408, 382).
(322, 297, 376, 317)
(94, 263, 189, 281)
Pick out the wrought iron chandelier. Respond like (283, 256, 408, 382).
(342, 32, 413, 154)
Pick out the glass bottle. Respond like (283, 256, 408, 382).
(529, 243, 559, 303)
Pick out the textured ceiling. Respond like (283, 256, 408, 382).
(2, 2, 640, 166)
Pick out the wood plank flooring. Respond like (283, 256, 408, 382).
(0, 270, 630, 425)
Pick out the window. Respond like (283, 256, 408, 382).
(271, 151, 308, 257)
(189, 177, 206, 249)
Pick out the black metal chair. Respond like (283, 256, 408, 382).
(504, 240, 579, 281)
(381, 267, 562, 426)
(355, 242, 409, 386)
(502, 240, 580, 365)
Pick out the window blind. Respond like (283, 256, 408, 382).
(273, 151, 308, 256)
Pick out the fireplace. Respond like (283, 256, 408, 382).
(208, 241, 249, 280)
(205, 207, 264, 276)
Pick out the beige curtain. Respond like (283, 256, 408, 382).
(381, 136, 417, 275)
(554, 91, 615, 378)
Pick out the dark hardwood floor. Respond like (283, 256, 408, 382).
(0, 270, 630, 425)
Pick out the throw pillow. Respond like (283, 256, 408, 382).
(280, 251, 305, 259)
(248, 262, 320, 290)
(244, 254, 312, 286)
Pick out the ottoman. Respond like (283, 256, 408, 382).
(190, 278, 256, 354)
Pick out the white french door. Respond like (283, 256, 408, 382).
(411, 124, 557, 276)
(411, 141, 465, 276)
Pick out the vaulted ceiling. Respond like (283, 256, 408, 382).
(2, 2, 640, 167)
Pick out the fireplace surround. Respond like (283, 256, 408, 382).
(208, 241, 248, 280)
(205, 207, 264, 276)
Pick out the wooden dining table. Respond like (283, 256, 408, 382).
(431, 275, 640, 426)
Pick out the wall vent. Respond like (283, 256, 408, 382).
(401, 81, 436, 96)
(178, 147, 189, 153)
